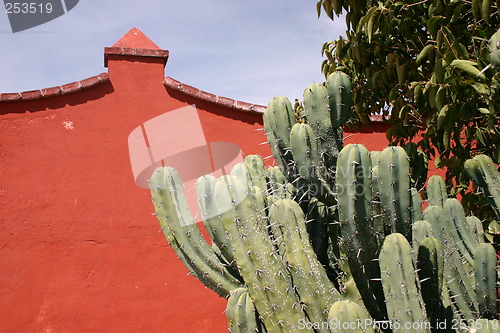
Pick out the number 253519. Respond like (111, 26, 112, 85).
(5, 2, 54, 14)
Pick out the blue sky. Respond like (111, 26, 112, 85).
(0, 1, 346, 106)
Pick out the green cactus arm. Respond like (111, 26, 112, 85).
(227, 288, 248, 331)
(411, 188, 423, 223)
(263, 96, 296, 173)
(412, 220, 434, 249)
(303, 83, 343, 191)
(227, 288, 263, 333)
(425, 201, 478, 321)
(474, 243, 498, 320)
(378, 146, 412, 239)
(404, 143, 428, 190)
(443, 199, 480, 266)
(370, 151, 381, 166)
(466, 216, 484, 244)
(426, 175, 447, 208)
(336, 144, 387, 321)
(196, 174, 237, 269)
(149, 167, 242, 297)
(306, 198, 341, 284)
(422, 206, 444, 241)
(217, 176, 312, 333)
(270, 199, 339, 329)
(326, 71, 352, 128)
(212, 176, 278, 330)
(371, 165, 385, 249)
(265, 166, 295, 199)
(417, 237, 451, 329)
(303, 83, 332, 139)
(464, 155, 500, 218)
(290, 123, 322, 190)
(379, 233, 430, 333)
(328, 300, 376, 333)
(231, 155, 268, 193)
(236, 292, 259, 333)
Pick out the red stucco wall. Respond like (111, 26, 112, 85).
(0, 29, 392, 332)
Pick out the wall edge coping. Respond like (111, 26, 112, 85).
(0, 73, 110, 103)
(104, 47, 169, 67)
(163, 76, 386, 122)
(0, 71, 386, 123)
(164, 76, 265, 115)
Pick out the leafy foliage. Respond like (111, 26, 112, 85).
(317, 0, 500, 205)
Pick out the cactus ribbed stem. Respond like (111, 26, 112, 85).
(378, 146, 412, 239)
(380, 233, 430, 333)
(150, 167, 242, 297)
(336, 144, 387, 321)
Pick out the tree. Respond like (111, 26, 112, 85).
(317, 0, 500, 215)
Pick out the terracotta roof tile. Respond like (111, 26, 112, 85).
(0, 73, 109, 103)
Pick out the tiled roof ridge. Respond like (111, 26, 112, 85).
(0, 73, 110, 103)
(0, 71, 386, 123)
(164, 76, 386, 122)
(164, 76, 266, 114)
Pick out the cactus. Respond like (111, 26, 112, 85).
(379, 233, 429, 332)
(464, 154, 500, 218)
(327, 71, 352, 128)
(289, 123, 322, 194)
(403, 143, 428, 190)
(426, 175, 447, 208)
(416, 237, 453, 331)
(270, 199, 338, 330)
(150, 167, 242, 297)
(474, 243, 498, 320)
(263, 71, 351, 205)
(489, 28, 500, 67)
(150, 146, 500, 332)
(410, 188, 423, 222)
(377, 146, 413, 239)
(149, 70, 499, 331)
(226, 288, 263, 333)
(328, 300, 376, 333)
(427, 199, 478, 321)
(336, 144, 387, 321)
(217, 177, 310, 332)
(263, 96, 296, 173)
(467, 216, 484, 243)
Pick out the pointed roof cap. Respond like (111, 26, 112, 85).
(104, 28, 169, 67)
(111, 27, 161, 49)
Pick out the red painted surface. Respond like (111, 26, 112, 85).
(0, 28, 392, 332)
